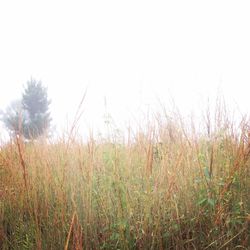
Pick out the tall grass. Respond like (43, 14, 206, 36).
(0, 102, 250, 249)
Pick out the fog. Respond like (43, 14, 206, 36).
(0, 0, 250, 140)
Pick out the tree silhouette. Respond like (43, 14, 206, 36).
(22, 78, 51, 139)
(1, 100, 26, 137)
(1, 78, 51, 139)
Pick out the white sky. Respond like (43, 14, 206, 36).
(0, 0, 250, 138)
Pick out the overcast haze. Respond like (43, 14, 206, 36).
(0, 0, 250, 138)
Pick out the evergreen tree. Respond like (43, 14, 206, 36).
(22, 78, 51, 139)
(1, 78, 51, 139)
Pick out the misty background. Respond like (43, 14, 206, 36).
(0, 0, 250, 140)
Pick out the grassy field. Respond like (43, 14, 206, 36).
(0, 104, 250, 249)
